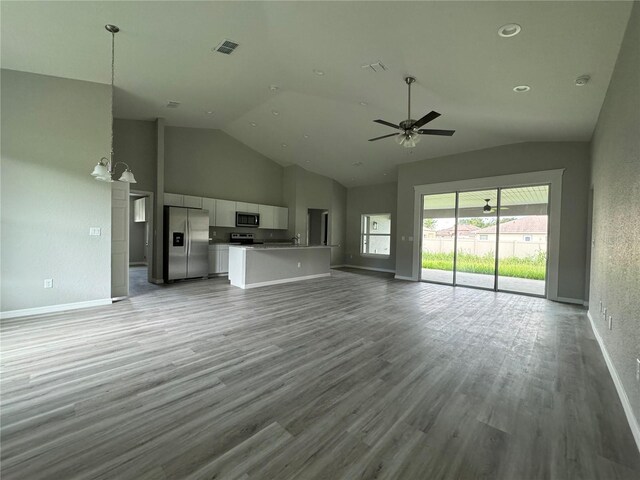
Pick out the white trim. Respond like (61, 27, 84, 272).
(412, 169, 564, 300)
(587, 311, 640, 452)
(394, 275, 416, 281)
(555, 296, 586, 305)
(0, 298, 113, 320)
(234, 273, 331, 290)
(331, 264, 346, 269)
(343, 265, 395, 273)
(129, 262, 148, 267)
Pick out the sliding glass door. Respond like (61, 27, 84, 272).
(455, 189, 498, 290)
(420, 185, 550, 297)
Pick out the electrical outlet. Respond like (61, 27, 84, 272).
(43, 278, 53, 288)
(297, 262, 301, 268)
(636, 358, 640, 382)
(401, 236, 405, 241)
(603, 307, 607, 320)
(608, 315, 613, 330)
(408, 236, 413, 241)
(270, 233, 273, 238)
(212, 231, 217, 237)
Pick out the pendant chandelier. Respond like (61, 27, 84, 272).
(91, 24, 136, 183)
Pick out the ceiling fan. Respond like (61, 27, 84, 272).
(483, 199, 509, 213)
(369, 76, 455, 148)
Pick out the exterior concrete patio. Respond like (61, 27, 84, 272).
(421, 268, 545, 296)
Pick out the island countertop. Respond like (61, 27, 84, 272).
(229, 244, 336, 251)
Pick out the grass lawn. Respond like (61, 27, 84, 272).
(422, 251, 546, 280)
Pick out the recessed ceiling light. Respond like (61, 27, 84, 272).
(359, 101, 368, 106)
(383, 173, 387, 176)
(313, 69, 325, 76)
(205, 110, 214, 115)
(353, 161, 363, 167)
(498, 23, 521, 38)
(303, 134, 310, 139)
(249, 121, 257, 127)
(269, 85, 279, 92)
(281, 143, 288, 148)
(513, 85, 531, 93)
(271, 110, 280, 116)
(575, 75, 590, 86)
(166, 101, 181, 108)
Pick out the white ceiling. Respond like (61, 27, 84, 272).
(1, 1, 633, 187)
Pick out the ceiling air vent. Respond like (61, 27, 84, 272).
(213, 39, 239, 55)
(166, 101, 181, 108)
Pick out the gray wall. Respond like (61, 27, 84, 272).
(129, 197, 146, 264)
(113, 119, 157, 194)
(395, 142, 591, 300)
(346, 182, 398, 271)
(165, 126, 284, 205)
(1, 69, 111, 313)
(283, 165, 346, 265)
(589, 2, 640, 423)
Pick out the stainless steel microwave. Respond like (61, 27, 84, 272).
(236, 211, 260, 228)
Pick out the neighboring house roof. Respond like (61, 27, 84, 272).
(475, 215, 548, 234)
(436, 224, 480, 236)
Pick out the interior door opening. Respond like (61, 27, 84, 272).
(420, 185, 550, 297)
(129, 190, 156, 296)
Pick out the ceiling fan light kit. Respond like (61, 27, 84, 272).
(369, 76, 455, 147)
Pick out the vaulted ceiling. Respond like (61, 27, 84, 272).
(1, 1, 633, 186)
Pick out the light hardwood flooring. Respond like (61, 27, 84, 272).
(1, 268, 639, 479)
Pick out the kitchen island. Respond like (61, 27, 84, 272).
(228, 245, 332, 289)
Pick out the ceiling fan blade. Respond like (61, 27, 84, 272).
(417, 129, 455, 136)
(411, 111, 441, 129)
(368, 133, 398, 142)
(374, 119, 400, 129)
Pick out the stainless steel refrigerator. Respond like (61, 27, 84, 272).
(163, 206, 209, 282)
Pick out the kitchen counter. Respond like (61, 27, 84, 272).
(228, 244, 331, 289)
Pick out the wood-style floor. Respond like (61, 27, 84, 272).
(1, 268, 639, 479)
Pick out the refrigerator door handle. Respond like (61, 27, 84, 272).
(186, 218, 191, 258)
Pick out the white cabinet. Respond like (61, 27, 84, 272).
(202, 198, 216, 226)
(275, 206, 289, 230)
(164, 193, 184, 207)
(236, 202, 259, 213)
(215, 199, 236, 227)
(208, 244, 230, 274)
(258, 204, 276, 229)
(183, 195, 203, 209)
(133, 197, 147, 222)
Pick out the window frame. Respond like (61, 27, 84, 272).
(361, 213, 391, 258)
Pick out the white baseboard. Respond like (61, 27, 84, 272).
(331, 264, 346, 269)
(342, 265, 395, 274)
(556, 296, 586, 305)
(0, 298, 113, 320)
(129, 262, 148, 267)
(394, 275, 416, 281)
(233, 273, 331, 290)
(587, 311, 640, 452)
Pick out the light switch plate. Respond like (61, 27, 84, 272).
(43, 278, 53, 288)
(89, 227, 101, 236)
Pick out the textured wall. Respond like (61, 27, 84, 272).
(1, 69, 111, 312)
(395, 142, 591, 300)
(164, 127, 284, 206)
(589, 2, 640, 424)
(346, 182, 398, 271)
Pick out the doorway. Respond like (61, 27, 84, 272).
(307, 208, 329, 245)
(421, 185, 549, 296)
(129, 190, 155, 296)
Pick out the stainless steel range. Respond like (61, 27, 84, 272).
(230, 233, 262, 245)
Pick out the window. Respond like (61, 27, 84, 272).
(479, 234, 488, 241)
(361, 213, 391, 256)
(523, 235, 532, 242)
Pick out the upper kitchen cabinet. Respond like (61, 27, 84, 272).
(235, 202, 259, 214)
(215, 199, 236, 227)
(258, 204, 275, 229)
(183, 195, 203, 209)
(275, 206, 289, 230)
(164, 193, 184, 207)
(201, 198, 216, 226)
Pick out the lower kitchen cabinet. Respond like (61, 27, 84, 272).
(208, 244, 230, 275)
